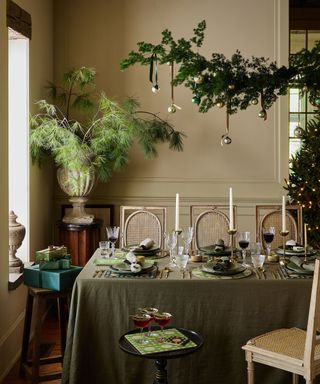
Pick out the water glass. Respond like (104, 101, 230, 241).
(176, 254, 189, 272)
(164, 232, 178, 267)
(251, 254, 266, 270)
(99, 241, 110, 258)
(181, 227, 193, 255)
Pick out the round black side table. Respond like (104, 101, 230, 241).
(119, 327, 203, 384)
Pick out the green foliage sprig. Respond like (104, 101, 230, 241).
(120, 20, 320, 115)
(30, 67, 185, 182)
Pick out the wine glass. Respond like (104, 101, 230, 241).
(139, 307, 159, 337)
(106, 226, 120, 258)
(263, 226, 275, 257)
(164, 232, 177, 267)
(153, 312, 172, 342)
(131, 313, 151, 344)
(99, 240, 111, 258)
(238, 231, 250, 265)
(181, 227, 194, 256)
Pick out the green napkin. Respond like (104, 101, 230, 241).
(192, 268, 252, 280)
(94, 258, 124, 266)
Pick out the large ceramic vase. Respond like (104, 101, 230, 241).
(9, 210, 25, 273)
(57, 167, 96, 224)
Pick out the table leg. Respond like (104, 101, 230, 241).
(153, 358, 168, 384)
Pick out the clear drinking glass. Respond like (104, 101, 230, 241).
(263, 227, 275, 256)
(99, 241, 111, 258)
(106, 226, 120, 258)
(181, 227, 194, 256)
(164, 232, 178, 267)
(251, 254, 266, 270)
(175, 254, 189, 273)
(238, 231, 250, 265)
(139, 307, 159, 337)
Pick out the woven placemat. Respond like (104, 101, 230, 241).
(192, 268, 252, 280)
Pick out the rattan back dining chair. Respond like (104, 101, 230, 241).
(242, 258, 320, 384)
(190, 205, 237, 251)
(120, 206, 167, 249)
(256, 205, 303, 249)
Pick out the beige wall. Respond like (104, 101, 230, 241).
(0, 0, 54, 379)
(53, 0, 289, 236)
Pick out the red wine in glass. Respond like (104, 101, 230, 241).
(263, 227, 275, 256)
(154, 312, 172, 341)
(263, 233, 274, 244)
(239, 240, 249, 249)
(131, 313, 151, 344)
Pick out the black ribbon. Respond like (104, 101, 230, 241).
(149, 53, 158, 85)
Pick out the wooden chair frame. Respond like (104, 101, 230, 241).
(242, 259, 320, 384)
(255, 205, 303, 248)
(190, 205, 237, 251)
(120, 206, 167, 249)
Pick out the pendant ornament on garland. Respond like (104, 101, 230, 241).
(168, 62, 182, 113)
(221, 100, 232, 146)
(294, 126, 304, 138)
(149, 53, 160, 93)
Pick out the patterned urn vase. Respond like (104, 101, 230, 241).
(57, 167, 96, 224)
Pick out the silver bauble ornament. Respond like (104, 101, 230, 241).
(221, 134, 232, 146)
(168, 105, 176, 113)
(151, 84, 160, 93)
(250, 98, 259, 105)
(294, 126, 303, 138)
(216, 101, 225, 108)
(258, 110, 266, 119)
(193, 75, 204, 84)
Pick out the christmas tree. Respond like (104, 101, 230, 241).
(285, 112, 320, 247)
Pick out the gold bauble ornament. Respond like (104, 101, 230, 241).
(228, 84, 235, 90)
(168, 105, 176, 113)
(216, 100, 225, 108)
(193, 75, 204, 84)
(258, 110, 266, 119)
(303, 85, 308, 92)
(294, 126, 303, 138)
(151, 84, 160, 93)
(250, 98, 258, 105)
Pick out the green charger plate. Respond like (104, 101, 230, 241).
(110, 260, 155, 275)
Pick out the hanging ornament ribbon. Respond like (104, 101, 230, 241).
(149, 53, 159, 93)
(259, 91, 267, 120)
(221, 98, 232, 146)
(168, 62, 182, 113)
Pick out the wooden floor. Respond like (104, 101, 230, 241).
(3, 308, 62, 384)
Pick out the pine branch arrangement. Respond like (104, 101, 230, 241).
(120, 20, 320, 116)
(30, 67, 185, 182)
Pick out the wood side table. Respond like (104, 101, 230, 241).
(58, 219, 102, 266)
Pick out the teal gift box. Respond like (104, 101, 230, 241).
(24, 265, 82, 291)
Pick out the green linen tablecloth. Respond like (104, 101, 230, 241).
(62, 250, 313, 384)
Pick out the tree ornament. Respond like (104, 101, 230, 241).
(221, 135, 232, 145)
(294, 126, 303, 138)
(303, 85, 308, 92)
(216, 100, 225, 108)
(193, 75, 204, 84)
(192, 95, 201, 105)
(315, 97, 320, 106)
(250, 98, 259, 105)
(151, 84, 160, 93)
(168, 105, 176, 113)
(228, 84, 235, 90)
(258, 109, 267, 119)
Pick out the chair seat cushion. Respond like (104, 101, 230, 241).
(247, 328, 307, 360)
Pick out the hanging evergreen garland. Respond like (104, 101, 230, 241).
(120, 20, 320, 117)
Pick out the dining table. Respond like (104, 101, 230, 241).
(62, 249, 314, 384)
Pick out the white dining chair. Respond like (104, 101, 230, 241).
(242, 258, 320, 384)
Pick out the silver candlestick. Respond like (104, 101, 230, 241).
(228, 228, 237, 262)
(279, 230, 289, 262)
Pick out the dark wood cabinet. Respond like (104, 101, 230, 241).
(58, 220, 102, 266)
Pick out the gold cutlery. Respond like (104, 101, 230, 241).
(189, 269, 193, 279)
(93, 270, 99, 278)
(253, 268, 260, 279)
(164, 267, 171, 279)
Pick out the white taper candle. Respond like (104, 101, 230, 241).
(229, 187, 234, 230)
(282, 196, 286, 232)
(175, 193, 180, 231)
(304, 223, 308, 249)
